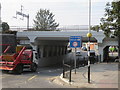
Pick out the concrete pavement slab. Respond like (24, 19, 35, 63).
(53, 63, 119, 88)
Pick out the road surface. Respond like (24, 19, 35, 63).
(1, 65, 70, 88)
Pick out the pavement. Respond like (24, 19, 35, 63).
(53, 63, 119, 88)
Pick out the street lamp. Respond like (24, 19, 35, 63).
(87, 0, 92, 83)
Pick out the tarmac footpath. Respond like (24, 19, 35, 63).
(53, 63, 119, 88)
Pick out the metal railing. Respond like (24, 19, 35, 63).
(10, 25, 102, 32)
(63, 60, 72, 82)
(62, 55, 100, 82)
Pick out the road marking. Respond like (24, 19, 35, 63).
(28, 75, 37, 81)
(0, 77, 5, 79)
(0, 74, 12, 79)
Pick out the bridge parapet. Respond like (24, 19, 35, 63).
(17, 30, 105, 43)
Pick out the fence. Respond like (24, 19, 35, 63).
(62, 60, 72, 82)
(62, 54, 101, 82)
(62, 58, 84, 82)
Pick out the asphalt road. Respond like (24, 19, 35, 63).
(0, 50, 87, 88)
(0, 50, 94, 88)
(1, 65, 70, 88)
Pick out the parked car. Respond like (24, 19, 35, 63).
(85, 50, 98, 64)
(76, 56, 88, 67)
(81, 47, 87, 51)
(76, 51, 81, 56)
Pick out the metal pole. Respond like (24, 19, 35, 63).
(27, 14, 29, 30)
(69, 66, 72, 82)
(88, 0, 91, 83)
(88, 38, 90, 83)
(63, 59, 65, 78)
(74, 48, 77, 74)
(89, 0, 91, 32)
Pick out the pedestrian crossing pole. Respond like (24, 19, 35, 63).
(87, 33, 92, 83)
(87, 0, 92, 83)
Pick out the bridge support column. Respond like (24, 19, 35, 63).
(30, 42, 39, 64)
(98, 43, 104, 62)
(39, 45, 44, 58)
(30, 42, 37, 50)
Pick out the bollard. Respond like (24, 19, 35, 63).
(69, 66, 72, 82)
(63, 60, 65, 78)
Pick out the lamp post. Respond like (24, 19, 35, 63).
(27, 14, 29, 30)
(87, 0, 92, 83)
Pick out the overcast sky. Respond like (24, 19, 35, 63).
(1, 0, 113, 28)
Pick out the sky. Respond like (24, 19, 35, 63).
(1, 0, 114, 28)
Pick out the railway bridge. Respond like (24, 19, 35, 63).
(17, 30, 118, 66)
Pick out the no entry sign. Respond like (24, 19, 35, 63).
(69, 36, 82, 48)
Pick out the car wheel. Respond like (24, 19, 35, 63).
(13, 64, 23, 74)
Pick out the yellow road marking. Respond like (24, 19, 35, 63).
(0, 75, 12, 79)
(28, 75, 37, 81)
(1, 77, 5, 79)
(0, 77, 4, 79)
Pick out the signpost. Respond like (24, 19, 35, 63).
(70, 36, 82, 48)
(69, 36, 82, 74)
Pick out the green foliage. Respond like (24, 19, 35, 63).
(92, 1, 120, 58)
(92, 1, 120, 37)
(33, 9, 59, 31)
(2, 30, 17, 35)
(0, 22, 17, 34)
(91, 25, 100, 32)
(2, 22, 10, 32)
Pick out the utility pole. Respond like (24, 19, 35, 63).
(13, 5, 29, 30)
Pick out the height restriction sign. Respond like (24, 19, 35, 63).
(69, 36, 82, 48)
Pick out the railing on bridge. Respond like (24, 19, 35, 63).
(10, 25, 94, 32)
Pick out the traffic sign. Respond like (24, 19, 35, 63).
(69, 36, 82, 48)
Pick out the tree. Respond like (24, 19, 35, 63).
(1, 22, 17, 35)
(91, 1, 120, 60)
(33, 9, 59, 31)
(2, 22, 10, 32)
(91, 25, 100, 32)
